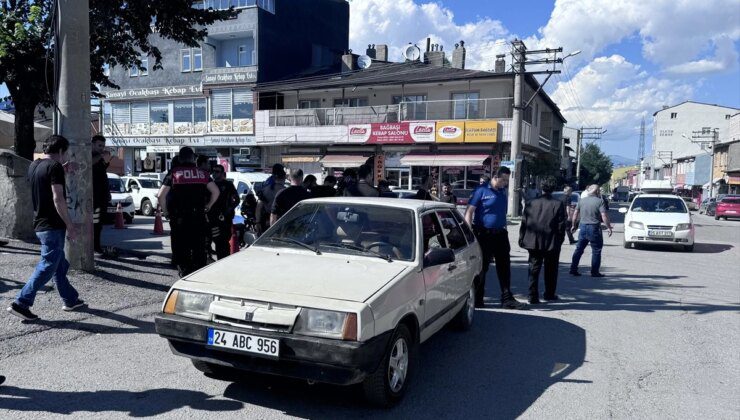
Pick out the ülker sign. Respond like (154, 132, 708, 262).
(347, 122, 435, 144)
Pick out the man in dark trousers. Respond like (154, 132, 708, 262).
(271, 168, 312, 224)
(209, 165, 239, 259)
(91, 135, 110, 255)
(519, 177, 567, 303)
(159, 147, 220, 277)
(560, 186, 577, 244)
(7, 135, 86, 321)
(464, 166, 525, 309)
(570, 184, 613, 277)
(256, 164, 286, 234)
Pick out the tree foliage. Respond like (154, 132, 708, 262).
(579, 142, 613, 189)
(0, 0, 236, 159)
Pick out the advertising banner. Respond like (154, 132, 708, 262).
(347, 122, 435, 144)
(464, 120, 498, 143)
(435, 121, 465, 143)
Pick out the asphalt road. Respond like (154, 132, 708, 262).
(1, 209, 738, 419)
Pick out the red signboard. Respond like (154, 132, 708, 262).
(348, 122, 435, 144)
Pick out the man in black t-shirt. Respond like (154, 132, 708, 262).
(7, 135, 85, 321)
(439, 182, 457, 204)
(159, 147, 220, 277)
(209, 165, 239, 259)
(271, 168, 312, 224)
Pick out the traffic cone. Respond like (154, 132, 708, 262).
(229, 225, 239, 255)
(114, 203, 125, 229)
(152, 207, 165, 235)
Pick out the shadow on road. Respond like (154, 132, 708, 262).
(0, 386, 242, 416)
(631, 242, 734, 254)
(215, 310, 586, 418)
(32, 307, 156, 336)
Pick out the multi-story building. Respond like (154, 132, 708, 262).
(650, 101, 738, 197)
(253, 46, 566, 190)
(100, 0, 349, 174)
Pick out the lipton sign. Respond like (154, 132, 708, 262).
(347, 122, 435, 144)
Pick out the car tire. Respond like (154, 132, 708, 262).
(715, 215, 720, 220)
(362, 324, 416, 407)
(453, 281, 475, 331)
(141, 199, 154, 216)
(623, 241, 631, 249)
(683, 244, 694, 252)
(191, 360, 234, 381)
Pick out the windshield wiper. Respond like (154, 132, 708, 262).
(319, 242, 393, 262)
(267, 237, 321, 255)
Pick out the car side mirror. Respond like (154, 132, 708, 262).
(618, 207, 628, 214)
(423, 247, 455, 268)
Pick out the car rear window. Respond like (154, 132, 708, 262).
(631, 197, 687, 213)
(721, 198, 740, 204)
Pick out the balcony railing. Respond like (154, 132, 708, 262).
(267, 97, 515, 127)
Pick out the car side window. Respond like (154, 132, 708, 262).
(451, 209, 475, 244)
(436, 210, 468, 250)
(236, 181, 249, 195)
(421, 213, 446, 254)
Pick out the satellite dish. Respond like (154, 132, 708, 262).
(403, 44, 421, 61)
(357, 55, 372, 69)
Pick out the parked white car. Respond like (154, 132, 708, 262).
(107, 173, 135, 223)
(122, 176, 161, 216)
(155, 197, 482, 406)
(226, 171, 271, 200)
(620, 194, 694, 252)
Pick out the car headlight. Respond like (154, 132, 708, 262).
(122, 198, 134, 205)
(293, 308, 357, 341)
(163, 290, 213, 320)
(675, 223, 692, 231)
(628, 221, 644, 229)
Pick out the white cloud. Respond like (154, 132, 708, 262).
(665, 37, 739, 75)
(348, 0, 511, 70)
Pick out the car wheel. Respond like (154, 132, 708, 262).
(683, 244, 694, 252)
(623, 241, 631, 249)
(191, 360, 235, 381)
(141, 199, 153, 216)
(453, 281, 475, 331)
(363, 324, 415, 407)
(715, 215, 720, 220)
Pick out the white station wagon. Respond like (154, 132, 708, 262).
(155, 197, 482, 406)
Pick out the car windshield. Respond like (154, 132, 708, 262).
(137, 179, 161, 189)
(108, 178, 125, 193)
(721, 198, 740, 204)
(631, 197, 687, 213)
(255, 203, 416, 261)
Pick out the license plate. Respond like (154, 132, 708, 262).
(107, 207, 117, 213)
(648, 230, 673, 237)
(207, 328, 279, 358)
(726, 210, 737, 214)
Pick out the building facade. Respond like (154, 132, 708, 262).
(100, 0, 349, 174)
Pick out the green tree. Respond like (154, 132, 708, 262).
(579, 142, 613, 189)
(0, 1, 235, 160)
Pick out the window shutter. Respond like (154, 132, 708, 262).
(211, 90, 232, 119)
(112, 103, 130, 124)
(131, 103, 148, 124)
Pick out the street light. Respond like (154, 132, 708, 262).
(563, 50, 582, 60)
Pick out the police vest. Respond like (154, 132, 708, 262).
(169, 166, 210, 217)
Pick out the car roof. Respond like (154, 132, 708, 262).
(303, 197, 456, 211)
(633, 194, 684, 198)
(106, 173, 120, 179)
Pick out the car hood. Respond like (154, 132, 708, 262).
(628, 211, 690, 225)
(183, 246, 410, 303)
(110, 193, 132, 201)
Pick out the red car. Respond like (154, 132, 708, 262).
(714, 197, 740, 220)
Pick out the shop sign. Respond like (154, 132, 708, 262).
(729, 175, 740, 185)
(374, 155, 385, 182)
(347, 122, 435, 144)
(146, 145, 181, 153)
(500, 160, 515, 170)
(202, 66, 258, 85)
(435, 121, 465, 143)
(464, 120, 498, 143)
(108, 135, 256, 147)
(102, 85, 201, 100)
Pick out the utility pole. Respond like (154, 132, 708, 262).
(57, 0, 94, 271)
(507, 40, 576, 216)
(574, 127, 605, 188)
(637, 117, 645, 190)
(656, 151, 674, 182)
(689, 128, 719, 198)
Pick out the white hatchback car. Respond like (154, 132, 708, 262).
(620, 194, 695, 252)
(107, 173, 135, 223)
(155, 197, 482, 406)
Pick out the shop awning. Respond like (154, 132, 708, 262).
(282, 155, 321, 163)
(400, 153, 491, 167)
(320, 155, 370, 168)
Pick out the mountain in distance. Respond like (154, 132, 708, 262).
(609, 155, 638, 167)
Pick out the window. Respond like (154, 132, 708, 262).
(452, 210, 475, 244)
(193, 99, 207, 133)
(149, 102, 169, 134)
(140, 57, 148, 76)
(421, 213, 446, 254)
(174, 101, 194, 134)
(670, 112, 677, 119)
(436, 211, 467, 250)
(193, 48, 202, 71)
(333, 98, 368, 108)
(393, 95, 427, 120)
(452, 92, 480, 119)
(211, 89, 233, 132)
(130, 103, 149, 135)
(238, 45, 248, 66)
(233, 89, 254, 132)
(299, 99, 321, 109)
(726, 114, 731, 120)
(181, 49, 191, 72)
(112, 103, 130, 134)
(129, 66, 139, 77)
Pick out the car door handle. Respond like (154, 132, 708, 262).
(448, 265, 458, 271)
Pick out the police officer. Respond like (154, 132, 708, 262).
(159, 147, 219, 277)
(464, 166, 526, 309)
(209, 164, 239, 259)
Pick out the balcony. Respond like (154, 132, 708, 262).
(268, 105, 400, 127)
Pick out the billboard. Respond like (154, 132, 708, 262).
(464, 120, 498, 143)
(435, 121, 465, 143)
(347, 122, 435, 144)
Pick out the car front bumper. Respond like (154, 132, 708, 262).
(624, 227, 694, 245)
(154, 314, 391, 385)
(107, 203, 135, 216)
